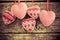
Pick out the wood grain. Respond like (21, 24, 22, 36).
(0, 2, 60, 40)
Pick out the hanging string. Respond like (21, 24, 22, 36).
(18, 0, 20, 5)
(14, 0, 16, 4)
(25, 0, 26, 3)
(32, 0, 34, 6)
(46, 0, 50, 11)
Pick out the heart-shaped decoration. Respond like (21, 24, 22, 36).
(39, 10, 55, 26)
(2, 10, 16, 25)
(11, 3, 27, 19)
(27, 5, 40, 19)
(22, 18, 36, 32)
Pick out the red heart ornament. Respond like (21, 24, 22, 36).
(11, 3, 27, 19)
(22, 18, 36, 32)
(27, 5, 40, 19)
(2, 10, 16, 25)
(39, 10, 55, 26)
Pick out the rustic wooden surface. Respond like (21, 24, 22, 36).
(0, 2, 60, 40)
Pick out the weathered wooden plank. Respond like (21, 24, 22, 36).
(0, 34, 60, 40)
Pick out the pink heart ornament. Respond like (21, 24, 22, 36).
(2, 10, 16, 25)
(11, 3, 27, 19)
(27, 5, 40, 19)
(39, 10, 55, 26)
(22, 18, 36, 32)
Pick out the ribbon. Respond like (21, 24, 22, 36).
(46, 0, 50, 11)
(14, 0, 16, 4)
(32, 0, 34, 6)
(18, 0, 20, 5)
(25, 0, 26, 3)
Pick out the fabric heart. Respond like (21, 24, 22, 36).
(39, 10, 55, 26)
(22, 18, 36, 32)
(2, 10, 16, 25)
(27, 5, 40, 19)
(11, 3, 27, 19)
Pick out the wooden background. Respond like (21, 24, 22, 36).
(0, 1, 60, 40)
